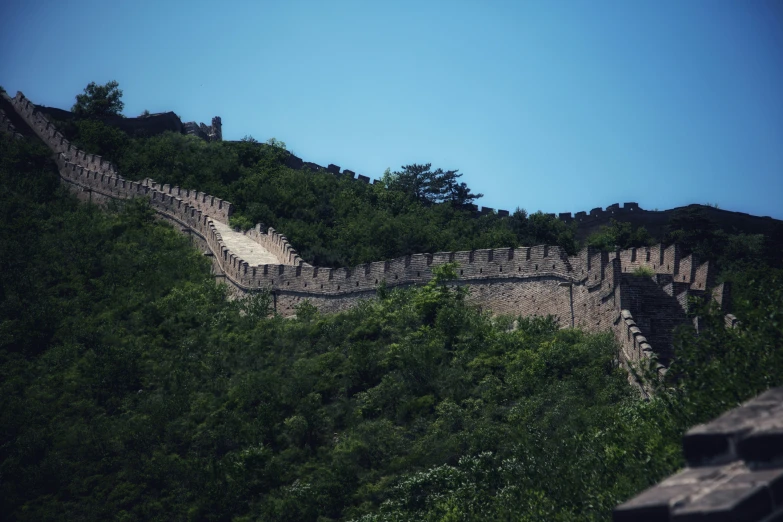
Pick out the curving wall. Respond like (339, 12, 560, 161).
(3, 90, 732, 380)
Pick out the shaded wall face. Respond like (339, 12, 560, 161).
(37, 106, 184, 137)
(465, 280, 572, 323)
(271, 275, 618, 326)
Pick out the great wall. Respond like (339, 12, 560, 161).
(1, 90, 746, 387)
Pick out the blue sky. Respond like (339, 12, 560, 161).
(2, 0, 782, 219)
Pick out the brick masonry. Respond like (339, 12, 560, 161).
(614, 387, 783, 521)
(3, 91, 737, 380)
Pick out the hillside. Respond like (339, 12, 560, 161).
(1, 91, 782, 521)
(14, 96, 783, 273)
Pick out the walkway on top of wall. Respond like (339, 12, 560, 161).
(211, 220, 282, 266)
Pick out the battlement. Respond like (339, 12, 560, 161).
(243, 224, 307, 267)
(614, 309, 660, 395)
(11, 91, 119, 177)
(140, 179, 233, 225)
(557, 202, 643, 223)
(213, 244, 589, 296)
(615, 388, 783, 521)
(2, 91, 736, 376)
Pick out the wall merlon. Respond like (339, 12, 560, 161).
(615, 308, 655, 367)
(663, 244, 682, 274)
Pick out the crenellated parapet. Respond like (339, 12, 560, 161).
(556, 202, 644, 223)
(611, 244, 715, 290)
(8, 91, 119, 177)
(2, 90, 734, 377)
(54, 154, 251, 283)
(210, 243, 588, 297)
(139, 179, 233, 225)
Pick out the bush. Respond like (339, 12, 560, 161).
(72, 80, 124, 118)
(632, 266, 655, 277)
(230, 214, 255, 231)
(587, 219, 653, 251)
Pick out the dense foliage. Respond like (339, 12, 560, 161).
(59, 115, 783, 279)
(663, 206, 782, 275)
(1, 133, 782, 521)
(586, 219, 654, 251)
(57, 120, 578, 267)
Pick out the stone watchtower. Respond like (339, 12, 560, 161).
(209, 116, 222, 142)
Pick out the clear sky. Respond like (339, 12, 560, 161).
(2, 0, 782, 219)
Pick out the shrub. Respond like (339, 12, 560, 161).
(632, 266, 655, 277)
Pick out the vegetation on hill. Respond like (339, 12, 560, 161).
(50, 115, 778, 278)
(51, 117, 579, 267)
(39, 81, 780, 274)
(1, 133, 782, 521)
(71, 80, 125, 118)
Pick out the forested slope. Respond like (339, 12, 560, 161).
(1, 131, 782, 521)
(47, 115, 779, 277)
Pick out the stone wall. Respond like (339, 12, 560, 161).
(3, 90, 731, 378)
(139, 179, 233, 225)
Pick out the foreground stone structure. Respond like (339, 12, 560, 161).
(615, 387, 783, 521)
(1, 90, 738, 380)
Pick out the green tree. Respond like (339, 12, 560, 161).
(389, 163, 482, 206)
(266, 137, 286, 150)
(72, 80, 124, 118)
(587, 219, 654, 251)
